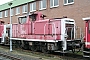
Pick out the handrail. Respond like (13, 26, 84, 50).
(75, 27, 83, 39)
(71, 28, 73, 40)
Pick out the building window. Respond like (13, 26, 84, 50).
(30, 2, 36, 12)
(22, 5, 28, 13)
(64, 0, 74, 5)
(39, 0, 46, 10)
(0, 12, 2, 18)
(50, 0, 59, 8)
(10, 9, 13, 16)
(16, 7, 20, 15)
(4, 10, 8, 17)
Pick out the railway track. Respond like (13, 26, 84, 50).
(0, 45, 89, 60)
(0, 52, 22, 60)
(15, 48, 89, 60)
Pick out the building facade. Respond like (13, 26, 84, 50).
(0, 0, 90, 35)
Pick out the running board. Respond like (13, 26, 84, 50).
(83, 51, 90, 58)
(83, 55, 90, 57)
(54, 51, 67, 53)
(54, 50, 74, 53)
(83, 51, 90, 53)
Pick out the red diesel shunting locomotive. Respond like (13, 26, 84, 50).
(83, 17, 90, 57)
(0, 12, 82, 54)
(0, 20, 5, 43)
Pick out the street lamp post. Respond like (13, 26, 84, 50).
(8, 2, 13, 52)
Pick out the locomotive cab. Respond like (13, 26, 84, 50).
(29, 12, 46, 21)
(60, 18, 76, 51)
(58, 18, 82, 53)
(18, 12, 46, 24)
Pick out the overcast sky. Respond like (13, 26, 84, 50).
(0, 0, 13, 5)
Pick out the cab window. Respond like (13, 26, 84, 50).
(18, 16, 27, 24)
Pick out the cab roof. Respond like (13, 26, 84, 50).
(82, 17, 90, 21)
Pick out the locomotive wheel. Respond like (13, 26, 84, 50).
(42, 46, 50, 54)
(23, 44, 29, 50)
(30, 42, 38, 52)
(21, 41, 29, 50)
(31, 45, 38, 51)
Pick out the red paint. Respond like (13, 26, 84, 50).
(12, 12, 75, 42)
(84, 20, 90, 48)
(12, 18, 61, 40)
(0, 25, 4, 37)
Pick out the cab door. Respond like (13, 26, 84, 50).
(65, 24, 74, 40)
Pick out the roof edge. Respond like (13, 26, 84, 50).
(0, 0, 34, 11)
(82, 17, 90, 21)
